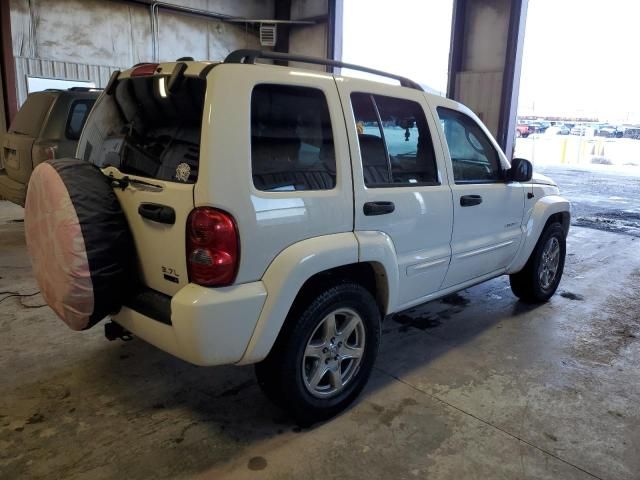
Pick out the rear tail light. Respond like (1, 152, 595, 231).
(186, 207, 239, 287)
(131, 63, 159, 77)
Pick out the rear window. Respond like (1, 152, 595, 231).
(9, 93, 55, 137)
(65, 99, 95, 140)
(251, 84, 336, 191)
(92, 75, 205, 183)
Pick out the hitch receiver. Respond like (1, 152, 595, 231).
(104, 321, 133, 341)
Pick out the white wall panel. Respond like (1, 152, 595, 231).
(9, 0, 271, 105)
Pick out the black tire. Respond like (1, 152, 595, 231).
(510, 222, 566, 303)
(255, 282, 381, 426)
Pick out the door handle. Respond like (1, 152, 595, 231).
(138, 202, 176, 224)
(460, 195, 482, 207)
(363, 201, 395, 216)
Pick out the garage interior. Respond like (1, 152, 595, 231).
(1, 1, 639, 479)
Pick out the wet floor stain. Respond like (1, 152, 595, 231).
(440, 293, 470, 306)
(575, 211, 640, 237)
(393, 313, 442, 332)
(366, 398, 419, 427)
(26, 413, 45, 424)
(214, 380, 254, 399)
(248, 456, 267, 471)
(560, 291, 585, 301)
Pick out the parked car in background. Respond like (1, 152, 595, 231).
(529, 121, 551, 134)
(570, 124, 593, 136)
(0, 87, 99, 206)
(595, 124, 623, 138)
(516, 123, 531, 137)
(546, 124, 570, 135)
(624, 127, 640, 140)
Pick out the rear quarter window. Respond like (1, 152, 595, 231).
(251, 84, 336, 191)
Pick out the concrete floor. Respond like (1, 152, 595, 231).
(1, 198, 639, 480)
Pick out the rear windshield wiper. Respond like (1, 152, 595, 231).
(111, 175, 163, 192)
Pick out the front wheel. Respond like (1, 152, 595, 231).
(509, 223, 566, 303)
(255, 283, 381, 425)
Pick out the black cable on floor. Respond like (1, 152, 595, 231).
(0, 291, 44, 308)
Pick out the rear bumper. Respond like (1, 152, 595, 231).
(112, 282, 267, 366)
(0, 172, 26, 206)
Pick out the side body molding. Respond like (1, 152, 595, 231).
(506, 195, 571, 274)
(237, 233, 359, 365)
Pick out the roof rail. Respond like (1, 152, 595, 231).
(67, 86, 103, 92)
(224, 49, 423, 91)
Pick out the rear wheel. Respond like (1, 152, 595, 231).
(255, 282, 381, 425)
(510, 223, 566, 303)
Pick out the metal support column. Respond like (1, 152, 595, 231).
(0, 0, 17, 131)
(447, 0, 528, 159)
(273, 0, 292, 65)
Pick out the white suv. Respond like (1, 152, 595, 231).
(74, 50, 570, 423)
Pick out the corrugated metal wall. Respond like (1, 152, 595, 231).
(14, 56, 122, 106)
(9, 0, 272, 106)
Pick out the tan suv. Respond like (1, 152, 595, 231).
(0, 88, 99, 205)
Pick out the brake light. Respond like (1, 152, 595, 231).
(131, 63, 159, 77)
(187, 207, 239, 287)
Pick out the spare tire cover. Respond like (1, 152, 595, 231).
(25, 158, 134, 330)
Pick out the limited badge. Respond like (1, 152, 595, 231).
(175, 162, 191, 182)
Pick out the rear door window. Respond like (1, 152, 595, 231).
(251, 84, 336, 191)
(65, 100, 95, 140)
(351, 93, 438, 187)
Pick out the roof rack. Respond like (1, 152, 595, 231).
(224, 49, 423, 91)
(67, 86, 103, 92)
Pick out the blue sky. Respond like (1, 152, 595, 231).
(342, 0, 640, 122)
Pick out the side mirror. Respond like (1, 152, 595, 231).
(508, 157, 533, 182)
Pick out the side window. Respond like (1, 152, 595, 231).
(251, 85, 336, 191)
(65, 100, 94, 140)
(437, 107, 503, 183)
(351, 93, 438, 187)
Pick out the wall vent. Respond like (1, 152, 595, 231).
(259, 24, 277, 47)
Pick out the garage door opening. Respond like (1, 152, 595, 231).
(340, 0, 453, 95)
(515, 0, 640, 237)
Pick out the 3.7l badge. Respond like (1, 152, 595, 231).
(162, 266, 180, 284)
